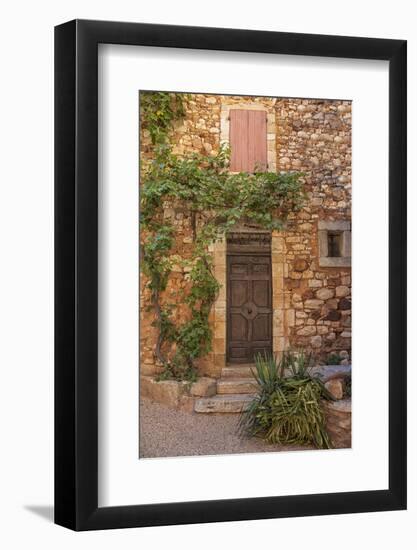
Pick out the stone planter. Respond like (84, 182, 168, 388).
(323, 399, 351, 449)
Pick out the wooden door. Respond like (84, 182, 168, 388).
(227, 254, 272, 363)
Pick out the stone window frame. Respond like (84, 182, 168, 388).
(220, 102, 277, 173)
(318, 220, 351, 267)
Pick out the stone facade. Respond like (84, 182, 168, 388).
(140, 94, 352, 377)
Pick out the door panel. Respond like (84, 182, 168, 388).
(253, 280, 270, 307)
(227, 254, 272, 363)
(230, 313, 248, 340)
(230, 280, 248, 307)
(230, 263, 248, 275)
(252, 314, 271, 341)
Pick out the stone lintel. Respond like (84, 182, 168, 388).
(318, 220, 351, 231)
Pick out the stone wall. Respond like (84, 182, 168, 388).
(139, 94, 222, 376)
(140, 94, 352, 376)
(275, 98, 351, 361)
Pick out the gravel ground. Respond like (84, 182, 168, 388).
(139, 396, 310, 458)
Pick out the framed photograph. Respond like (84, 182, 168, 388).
(55, 20, 406, 530)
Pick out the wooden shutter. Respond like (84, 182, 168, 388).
(229, 109, 267, 172)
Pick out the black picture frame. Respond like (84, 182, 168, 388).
(55, 19, 407, 531)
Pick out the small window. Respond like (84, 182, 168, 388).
(229, 109, 267, 172)
(327, 231, 342, 257)
(318, 221, 351, 267)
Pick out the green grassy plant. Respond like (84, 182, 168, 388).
(239, 352, 333, 449)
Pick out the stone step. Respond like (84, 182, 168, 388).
(221, 364, 256, 378)
(217, 378, 258, 394)
(222, 363, 352, 381)
(194, 393, 256, 413)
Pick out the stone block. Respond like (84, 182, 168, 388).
(214, 308, 226, 322)
(302, 289, 315, 300)
(214, 353, 226, 367)
(324, 399, 352, 448)
(273, 336, 286, 352)
(195, 394, 254, 413)
(140, 363, 158, 376)
(178, 395, 196, 413)
(325, 378, 344, 400)
(271, 237, 285, 253)
(140, 376, 184, 408)
(190, 377, 217, 397)
(213, 251, 226, 267)
(273, 294, 285, 308)
(324, 310, 341, 321)
(335, 285, 350, 297)
(296, 326, 316, 336)
(311, 335, 322, 348)
(338, 298, 351, 311)
(285, 309, 295, 327)
(304, 299, 324, 309)
(214, 320, 226, 338)
(213, 338, 225, 354)
(316, 288, 335, 301)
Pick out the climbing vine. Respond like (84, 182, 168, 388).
(140, 91, 188, 145)
(140, 92, 305, 381)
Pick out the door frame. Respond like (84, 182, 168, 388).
(226, 250, 273, 364)
(211, 231, 288, 374)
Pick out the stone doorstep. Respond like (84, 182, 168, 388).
(194, 394, 256, 414)
(221, 364, 256, 378)
(217, 378, 257, 394)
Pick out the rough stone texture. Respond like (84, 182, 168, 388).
(194, 394, 254, 413)
(324, 399, 352, 448)
(178, 395, 195, 413)
(140, 94, 352, 376)
(140, 376, 188, 408)
(276, 98, 351, 361)
(325, 378, 344, 400)
(316, 288, 334, 301)
(311, 364, 351, 382)
(217, 378, 257, 394)
(190, 377, 217, 397)
(311, 335, 322, 348)
(221, 364, 255, 378)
